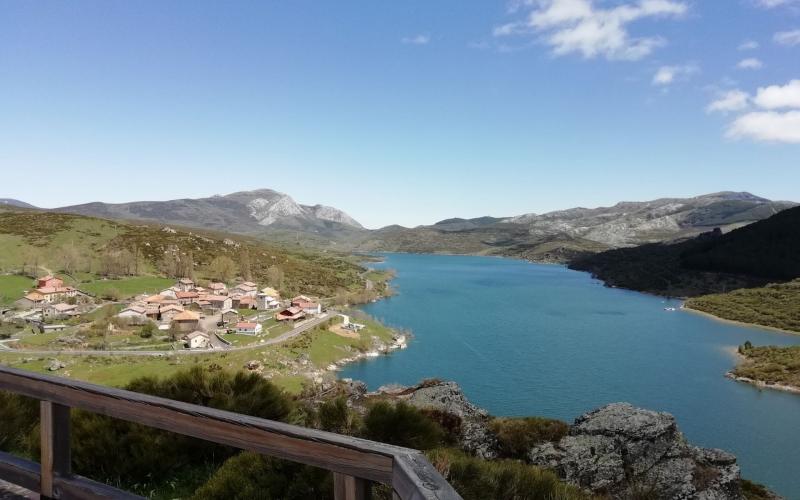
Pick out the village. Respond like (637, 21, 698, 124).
(2, 274, 366, 352)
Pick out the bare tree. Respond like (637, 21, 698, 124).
(208, 256, 237, 282)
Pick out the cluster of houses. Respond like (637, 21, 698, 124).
(8, 274, 326, 351)
(15, 275, 84, 320)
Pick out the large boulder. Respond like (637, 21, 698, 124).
(529, 403, 745, 499)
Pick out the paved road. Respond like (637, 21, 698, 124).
(0, 313, 333, 357)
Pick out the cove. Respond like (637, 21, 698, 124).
(340, 253, 800, 497)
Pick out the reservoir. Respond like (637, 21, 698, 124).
(340, 253, 800, 497)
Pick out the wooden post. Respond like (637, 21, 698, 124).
(333, 472, 370, 500)
(40, 401, 71, 499)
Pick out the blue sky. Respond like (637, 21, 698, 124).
(1, 0, 798, 228)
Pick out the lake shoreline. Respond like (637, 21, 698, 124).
(681, 305, 800, 337)
(725, 372, 800, 395)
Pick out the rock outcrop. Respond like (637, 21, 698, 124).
(374, 380, 498, 460)
(529, 403, 745, 499)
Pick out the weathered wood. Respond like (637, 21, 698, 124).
(0, 365, 463, 500)
(0, 366, 395, 483)
(55, 475, 145, 499)
(333, 472, 371, 500)
(0, 451, 40, 493)
(393, 452, 461, 500)
(40, 401, 71, 499)
(0, 451, 143, 499)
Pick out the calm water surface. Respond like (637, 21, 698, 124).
(340, 253, 800, 497)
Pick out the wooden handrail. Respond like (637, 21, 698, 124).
(0, 365, 461, 500)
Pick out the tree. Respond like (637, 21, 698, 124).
(58, 242, 83, 275)
(266, 265, 284, 290)
(140, 322, 156, 339)
(209, 256, 237, 283)
(239, 249, 253, 282)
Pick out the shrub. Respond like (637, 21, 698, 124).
(317, 397, 359, 435)
(69, 366, 294, 488)
(426, 448, 591, 500)
(489, 417, 570, 460)
(0, 391, 38, 453)
(191, 451, 331, 500)
(362, 401, 444, 450)
(139, 322, 156, 338)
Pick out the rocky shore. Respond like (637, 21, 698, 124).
(345, 379, 780, 500)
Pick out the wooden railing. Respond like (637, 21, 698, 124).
(0, 366, 461, 500)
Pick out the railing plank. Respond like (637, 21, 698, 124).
(0, 451, 144, 499)
(0, 451, 39, 493)
(41, 401, 71, 498)
(0, 365, 463, 500)
(393, 452, 461, 500)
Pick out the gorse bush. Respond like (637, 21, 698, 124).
(191, 451, 332, 500)
(489, 416, 570, 460)
(427, 448, 592, 500)
(0, 391, 38, 453)
(362, 401, 445, 450)
(317, 396, 359, 434)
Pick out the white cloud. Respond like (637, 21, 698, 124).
(753, 80, 800, 109)
(710, 80, 800, 144)
(738, 40, 759, 50)
(726, 111, 800, 143)
(707, 90, 750, 113)
(401, 34, 430, 45)
(493, 0, 688, 61)
(652, 64, 698, 85)
(737, 58, 763, 70)
(774, 29, 800, 46)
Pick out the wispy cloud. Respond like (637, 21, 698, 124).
(738, 40, 759, 50)
(737, 58, 763, 70)
(707, 90, 750, 113)
(492, 0, 688, 61)
(652, 64, 698, 86)
(401, 34, 430, 45)
(709, 80, 800, 143)
(754, 0, 800, 8)
(774, 29, 800, 46)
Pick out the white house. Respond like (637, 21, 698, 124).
(118, 305, 148, 323)
(176, 278, 195, 292)
(235, 322, 262, 335)
(256, 293, 280, 311)
(185, 330, 210, 349)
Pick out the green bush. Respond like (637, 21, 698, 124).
(426, 448, 591, 500)
(191, 451, 331, 500)
(0, 391, 38, 453)
(362, 401, 444, 450)
(69, 366, 294, 489)
(317, 397, 359, 435)
(139, 322, 156, 338)
(489, 417, 570, 460)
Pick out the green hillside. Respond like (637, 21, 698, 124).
(0, 208, 368, 299)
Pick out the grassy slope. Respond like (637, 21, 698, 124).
(0, 207, 367, 298)
(685, 280, 800, 333)
(731, 345, 800, 390)
(0, 275, 35, 305)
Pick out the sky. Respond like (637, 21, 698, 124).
(0, 0, 799, 229)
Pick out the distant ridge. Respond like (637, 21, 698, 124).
(56, 189, 364, 242)
(0, 198, 37, 209)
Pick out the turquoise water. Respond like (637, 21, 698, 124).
(341, 253, 800, 497)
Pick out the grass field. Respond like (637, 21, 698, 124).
(0, 275, 34, 304)
(79, 276, 175, 299)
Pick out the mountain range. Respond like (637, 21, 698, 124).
(6, 190, 796, 263)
